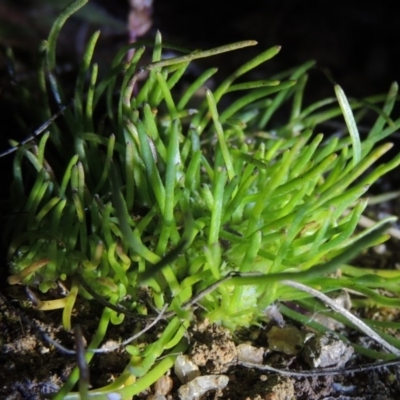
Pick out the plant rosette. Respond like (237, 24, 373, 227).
(5, 0, 400, 397)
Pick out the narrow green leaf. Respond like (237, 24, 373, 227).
(335, 85, 361, 166)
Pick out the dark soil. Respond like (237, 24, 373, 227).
(2, 287, 400, 399)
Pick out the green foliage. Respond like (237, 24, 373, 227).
(5, 0, 400, 397)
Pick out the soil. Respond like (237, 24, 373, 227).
(1, 287, 400, 399)
(2, 1, 400, 399)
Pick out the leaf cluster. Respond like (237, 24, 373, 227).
(5, 0, 400, 397)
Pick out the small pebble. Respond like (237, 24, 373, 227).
(237, 343, 265, 364)
(266, 326, 304, 355)
(146, 395, 166, 400)
(154, 375, 173, 395)
(174, 354, 201, 384)
(178, 375, 229, 400)
(302, 332, 353, 368)
(264, 304, 285, 327)
(312, 291, 351, 330)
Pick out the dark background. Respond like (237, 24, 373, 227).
(1, 0, 398, 181)
(155, 0, 399, 98)
(1, 0, 398, 97)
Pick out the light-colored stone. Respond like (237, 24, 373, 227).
(237, 343, 265, 365)
(178, 375, 229, 400)
(174, 354, 201, 384)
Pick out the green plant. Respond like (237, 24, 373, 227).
(5, 0, 400, 397)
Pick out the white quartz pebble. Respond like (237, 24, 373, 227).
(178, 375, 229, 400)
(174, 354, 201, 384)
(237, 343, 265, 364)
